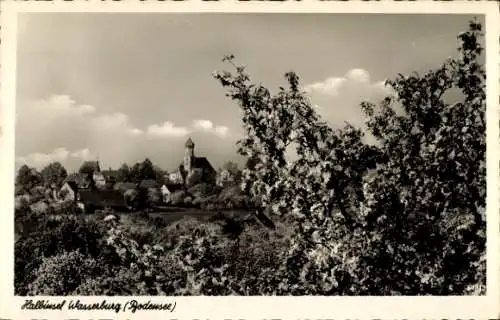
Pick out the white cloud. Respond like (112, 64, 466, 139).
(346, 68, 370, 83)
(190, 119, 230, 137)
(302, 68, 395, 133)
(16, 147, 91, 169)
(16, 95, 236, 171)
(27, 95, 96, 120)
(146, 121, 190, 137)
(304, 77, 346, 96)
(70, 148, 92, 159)
(16, 95, 146, 169)
(215, 126, 229, 137)
(303, 68, 392, 98)
(193, 120, 214, 131)
(129, 128, 144, 136)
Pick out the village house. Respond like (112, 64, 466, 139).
(160, 183, 184, 204)
(114, 182, 138, 193)
(87, 161, 118, 189)
(58, 181, 79, 202)
(77, 189, 127, 213)
(64, 172, 94, 189)
(58, 164, 125, 211)
(139, 179, 159, 190)
(169, 138, 217, 186)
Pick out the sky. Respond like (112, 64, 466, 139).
(15, 13, 482, 173)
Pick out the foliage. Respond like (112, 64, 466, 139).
(139, 158, 157, 180)
(126, 159, 163, 184)
(170, 190, 188, 206)
(212, 20, 486, 295)
(124, 188, 138, 207)
(355, 19, 486, 294)
(27, 251, 100, 295)
(129, 163, 143, 183)
(154, 165, 168, 185)
(220, 161, 243, 185)
(40, 162, 68, 187)
(148, 187, 162, 205)
(14, 213, 113, 295)
(117, 163, 131, 182)
(188, 182, 219, 199)
(79, 161, 99, 176)
(16, 165, 42, 190)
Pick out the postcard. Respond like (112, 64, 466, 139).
(0, 1, 499, 319)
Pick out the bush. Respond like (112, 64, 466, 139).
(14, 215, 112, 295)
(183, 196, 193, 206)
(27, 251, 100, 295)
(170, 190, 186, 206)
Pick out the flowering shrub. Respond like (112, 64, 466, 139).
(27, 251, 99, 295)
(212, 19, 486, 295)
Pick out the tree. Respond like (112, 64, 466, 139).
(116, 163, 131, 182)
(147, 188, 161, 206)
(129, 163, 142, 184)
(128, 159, 156, 183)
(221, 161, 243, 184)
(16, 165, 41, 190)
(124, 189, 138, 208)
(212, 20, 486, 294)
(154, 166, 167, 185)
(79, 161, 98, 176)
(214, 55, 371, 294)
(40, 162, 68, 187)
(140, 158, 156, 181)
(356, 19, 486, 294)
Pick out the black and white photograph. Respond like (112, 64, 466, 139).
(4, 5, 496, 303)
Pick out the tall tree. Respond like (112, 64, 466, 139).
(357, 19, 486, 294)
(16, 165, 41, 190)
(79, 161, 98, 176)
(153, 165, 167, 185)
(140, 158, 156, 180)
(212, 20, 485, 295)
(116, 163, 131, 182)
(40, 162, 68, 187)
(129, 163, 142, 183)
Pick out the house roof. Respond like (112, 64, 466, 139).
(162, 183, 183, 192)
(63, 173, 93, 189)
(139, 179, 158, 189)
(114, 182, 137, 191)
(192, 157, 215, 172)
(78, 190, 126, 207)
(101, 170, 119, 179)
(63, 181, 79, 193)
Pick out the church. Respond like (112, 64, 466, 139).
(168, 138, 217, 186)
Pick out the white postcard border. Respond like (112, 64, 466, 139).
(1, 1, 499, 319)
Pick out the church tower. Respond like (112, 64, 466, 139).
(184, 137, 195, 173)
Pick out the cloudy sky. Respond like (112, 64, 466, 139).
(15, 13, 481, 173)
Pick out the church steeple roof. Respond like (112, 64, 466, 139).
(185, 137, 195, 148)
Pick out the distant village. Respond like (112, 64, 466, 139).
(15, 138, 244, 214)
